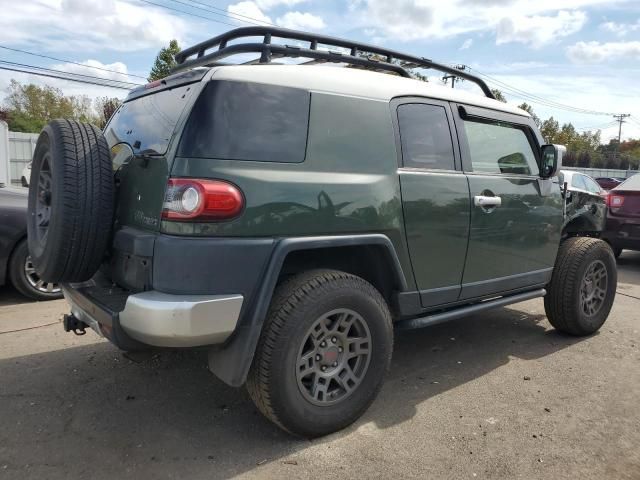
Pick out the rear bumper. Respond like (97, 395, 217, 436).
(63, 285, 243, 348)
(602, 217, 640, 251)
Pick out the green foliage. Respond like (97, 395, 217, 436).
(148, 39, 181, 82)
(491, 89, 507, 103)
(2, 80, 100, 133)
(517, 102, 541, 128)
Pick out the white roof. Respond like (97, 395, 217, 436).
(210, 64, 529, 117)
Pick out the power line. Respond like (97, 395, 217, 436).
(137, 0, 238, 27)
(168, 0, 274, 27)
(464, 66, 617, 116)
(0, 44, 147, 80)
(183, 0, 277, 26)
(0, 65, 133, 90)
(0, 60, 141, 87)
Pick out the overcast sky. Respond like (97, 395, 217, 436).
(1, 0, 639, 141)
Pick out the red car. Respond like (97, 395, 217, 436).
(602, 174, 640, 258)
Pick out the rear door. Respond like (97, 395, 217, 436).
(394, 98, 471, 307)
(104, 78, 201, 232)
(453, 104, 563, 299)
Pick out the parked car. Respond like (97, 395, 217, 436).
(601, 174, 640, 257)
(21, 162, 31, 187)
(26, 27, 618, 437)
(558, 170, 607, 236)
(0, 184, 62, 300)
(595, 177, 625, 191)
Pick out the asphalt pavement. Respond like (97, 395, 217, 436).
(1, 252, 639, 479)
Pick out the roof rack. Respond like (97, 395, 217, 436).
(173, 26, 495, 99)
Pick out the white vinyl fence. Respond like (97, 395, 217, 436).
(8, 131, 38, 186)
(0, 122, 38, 186)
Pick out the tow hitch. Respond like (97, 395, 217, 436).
(63, 314, 87, 336)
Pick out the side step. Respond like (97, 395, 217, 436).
(396, 289, 546, 330)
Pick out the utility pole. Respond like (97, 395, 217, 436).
(614, 113, 630, 144)
(443, 64, 466, 89)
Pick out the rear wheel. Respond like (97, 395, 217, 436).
(544, 237, 616, 336)
(246, 270, 393, 437)
(9, 240, 62, 301)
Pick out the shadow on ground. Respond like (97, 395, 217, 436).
(0, 302, 587, 479)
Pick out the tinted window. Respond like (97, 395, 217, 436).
(178, 81, 310, 163)
(463, 121, 539, 175)
(105, 84, 195, 154)
(397, 104, 455, 169)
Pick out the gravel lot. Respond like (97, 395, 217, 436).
(1, 252, 639, 480)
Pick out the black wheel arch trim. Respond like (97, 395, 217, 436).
(208, 233, 407, 387)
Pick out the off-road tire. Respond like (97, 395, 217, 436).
(544, 237, 616, 336)
(246, 270, 393, 437)
(27, 120, 113, 283)
(8, 239, 62, 301)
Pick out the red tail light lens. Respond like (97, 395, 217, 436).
(162, 178, 244, 221)
(607, 194, 625, 208)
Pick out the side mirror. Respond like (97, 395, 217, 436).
(540, 144, 564, 179)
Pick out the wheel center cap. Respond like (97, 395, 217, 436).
(323, 347, 339, 364)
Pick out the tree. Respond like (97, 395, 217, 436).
(95, 97, 122, 128)
(491, 88, 507, 103)
(517, 102, 541, 128)
(2, 79, 100, 133)
(148, 39, 181, 82)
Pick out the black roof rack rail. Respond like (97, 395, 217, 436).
(173, 26, 495, 99)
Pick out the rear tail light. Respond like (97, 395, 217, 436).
(607, 193, 625, 214)
(162, 178, 244, 221)
(607, 194, 625, 208)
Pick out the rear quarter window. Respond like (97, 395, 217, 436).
(177, 81, 310, 163)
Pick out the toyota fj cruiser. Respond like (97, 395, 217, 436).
(27, 27, 617, 437)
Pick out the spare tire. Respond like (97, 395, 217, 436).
(27, 119, 113, 283)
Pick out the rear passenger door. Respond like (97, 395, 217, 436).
(394, 99, 471, 308)
(453, 105, 563, 299)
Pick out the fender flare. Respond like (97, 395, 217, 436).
(208, 234, 407, 387)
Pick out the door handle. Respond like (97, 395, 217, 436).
(474, 195, 502, 208)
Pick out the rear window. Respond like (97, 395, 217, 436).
(177, 81, 310, 163)
(104, 84, 195, 155)
(616, 174, 640, 191)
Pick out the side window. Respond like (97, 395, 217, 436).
(583, 176, 602, 194)
(571, 174, 587, 190)
(178, 81, 310, 163)
(397, 104, 455, 170)
(462, 120, 539, 175)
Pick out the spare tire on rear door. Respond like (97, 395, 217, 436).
(27, 119, 113, 283)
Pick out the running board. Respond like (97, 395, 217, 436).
(396, 289, 546, 330)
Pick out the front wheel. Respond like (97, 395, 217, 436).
(544, 237, 617, 336)
(246, 270, 393, 437)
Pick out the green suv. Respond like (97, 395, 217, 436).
(27, 27, 617, 437)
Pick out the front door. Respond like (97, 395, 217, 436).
(453, 105, 563, 299)
(395, 99, 471, 308)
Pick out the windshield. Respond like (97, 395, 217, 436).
(104, 84, 196, 155)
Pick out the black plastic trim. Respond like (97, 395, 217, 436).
(208, 234, 407, 387)
(460, 268, 552, 299)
